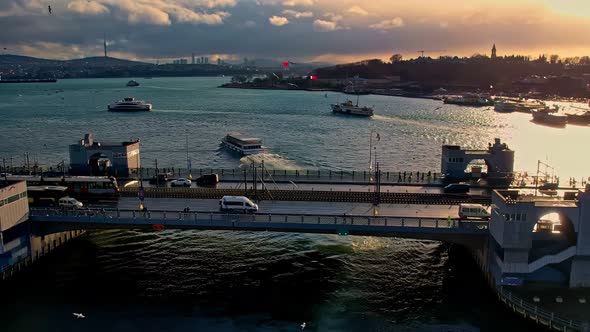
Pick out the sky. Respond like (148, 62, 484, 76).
(1, 0, 590, 64)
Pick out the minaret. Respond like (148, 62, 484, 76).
(103, 33, 108, 58)
(491, 43, 497, 59)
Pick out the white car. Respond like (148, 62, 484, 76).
(59, 197, 84, 209)
(170, 178, 192, 187)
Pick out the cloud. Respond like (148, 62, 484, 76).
(282, 0, 314, 7)
(67, 1, 110, 15)
(369, 17, 404, 30)
(195, 0, 237, 8)
(323, 12, 342, 21)
(282, 9, 313, 18)
(269, 15, 289, 26)
(313, 19, 341, 32)
(347, 5, 368, 16)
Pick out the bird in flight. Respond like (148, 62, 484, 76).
(300, 322, 306, 330)
(72, 313, 86, 319)
(48, 5, 52, 14)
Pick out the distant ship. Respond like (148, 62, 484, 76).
(331, 95, 374, 116)
(221, 134, 264, 156)
(443, 94, 494, 107)
(0, 77, 57, 84)
(108, 97, 152, 112)
(126, 80, 140, 87)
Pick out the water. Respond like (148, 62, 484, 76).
(1, 77, 589, 178)
(0, 77, 586, 331)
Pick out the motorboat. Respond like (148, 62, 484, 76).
(108, 97, 152, 112)
(221, 134, 264, 156)
(126, 80, 140, 87)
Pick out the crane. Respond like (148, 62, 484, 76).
(417, 50, 446, 57)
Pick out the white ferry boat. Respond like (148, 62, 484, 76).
(108, 97, 152, 112)
(221, 134, 264, 156)
(331, 99, 374, 116)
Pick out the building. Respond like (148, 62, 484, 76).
(491, 44, 497, 60)
(0, 180, 28, 235)
(441, 138, 514, 182)
(192, 53, 195, 64)
(217, 58, 222, 66)
(69, 133, 140, 176)
(488, 186, 590, 288)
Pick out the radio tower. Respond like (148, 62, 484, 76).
(103, 33, 108, 58)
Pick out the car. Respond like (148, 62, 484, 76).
(443, 183, 470, 194)
(170, 178, 191, 187)
(196, 173, 219, 186)
(58, 197, 84, 209)
(149, 172, 172, 185)
(219, 196, 258, 213)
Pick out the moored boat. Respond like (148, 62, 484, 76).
(443, 94, 494, 107)
(531, 109, 567, 127)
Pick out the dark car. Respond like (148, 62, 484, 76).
(149, 172, 172, 185)
(443, 183, 470, 194)
(196, 174, 219, 186)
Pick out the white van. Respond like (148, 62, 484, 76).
(59, 197, 84, 209)
(459, 204, 490, 219)
(219, 196, 258, 213)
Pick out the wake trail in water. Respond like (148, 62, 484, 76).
(239, 152, 302, 170)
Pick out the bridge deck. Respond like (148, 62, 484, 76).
(29, 208, 489, 246)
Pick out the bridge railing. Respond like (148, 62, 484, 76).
(30, 208, 489, 233)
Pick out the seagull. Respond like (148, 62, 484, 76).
(301, 322, 306, 330)
(72, 313, 86, 319)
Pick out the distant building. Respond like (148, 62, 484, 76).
(192, 53, 195, 64)
(69, 133, 140, 176)
(217, 58, 222, 66)
(197, 58, 202, 64)
(204, 57, 209, 64)
(180, 59, 187, 65)
(491, 43, 497, 60)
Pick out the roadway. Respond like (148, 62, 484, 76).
(89, 197, 460, 219)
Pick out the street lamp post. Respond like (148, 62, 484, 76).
(369, 130, 380, 183)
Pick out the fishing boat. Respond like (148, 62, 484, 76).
(494, 100, 518, 113)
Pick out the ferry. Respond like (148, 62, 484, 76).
(108, 97, 152, 112)
(331, 98, 374, 116)
(126, 80, 140, 87)
(221, 134, 264, 156)
(532, 109, 567, 127)
(443, 94, 494, 107)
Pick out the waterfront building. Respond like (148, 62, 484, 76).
(69, 133, 140, 176)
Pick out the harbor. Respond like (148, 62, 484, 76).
(1, 77, 590, 331)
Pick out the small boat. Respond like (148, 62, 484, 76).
(331, 97, 374, 116)
(126, 80, 140, 87)
(494, 100, 518, 113)
(221, 134, 264, 156)
(108, 97, 152, 112)
(532, 109, 567, 127)
(443, 94, 494, 107)
(566, 112, 590, 125)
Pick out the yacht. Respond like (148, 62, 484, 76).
(126, 80, 140, 87)
(532, 109, 567, 127)
(331, 97, 374, 116)
(443, 94, 494, 107)
(221, 134, 264, 156)
(108, 97, 152, 112)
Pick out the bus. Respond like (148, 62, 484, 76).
(7, 175, 119, 198)
(27, 186, 68, 207)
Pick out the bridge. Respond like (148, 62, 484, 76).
(29, 207, 489, 248)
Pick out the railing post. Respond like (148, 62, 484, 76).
(436, 220, 438, 228)
(418, 219, 421, 227)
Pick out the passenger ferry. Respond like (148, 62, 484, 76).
(443, 94, 494, 107)
(108, 97, 152, 112)
(331, 97, 374, 116)
(221, 134, 264, 156)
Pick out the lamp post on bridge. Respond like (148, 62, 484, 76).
(369, 130, 380, 183)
